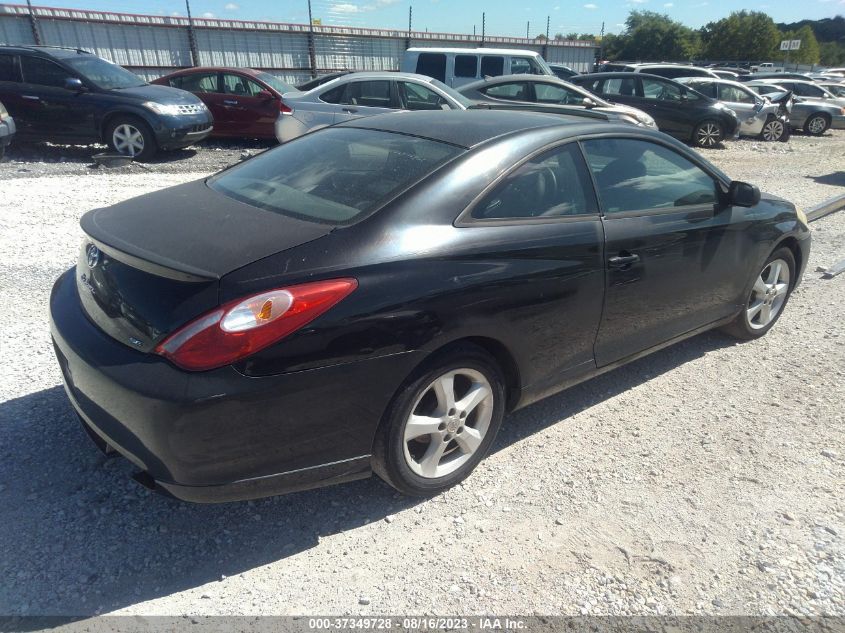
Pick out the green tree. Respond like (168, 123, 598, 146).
(819, 41, 845, 66)
(614, 11, 700, 60)
(700, 11, 781, 61)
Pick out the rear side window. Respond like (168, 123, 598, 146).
(472, 143, 598, 220)
(209, 128, 463, 225)
(690, 81, 716, 98)
(582, 138, 717, 214)
(480, 56, 505, 77)
(416, 53, 447, 82)
(341, 80, 392, 108)
(600, 77, 636, 97)
(454, 55, 478, 78)
(319, 84, 345, 104)
(484, 82, 529, 101)
(0, 54, 17, 82)
(20, 56, 69, 87)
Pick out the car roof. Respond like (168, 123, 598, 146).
(163, 66, 264, 76)
(572, 72, 676, 82)
(462, 74, 575, 88)
(337, 110, 611, 149)
(681, 77, 749, 89)
(405, 47, 542, 57)
(330, 71, 434, 82)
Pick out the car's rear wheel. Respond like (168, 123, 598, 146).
(693, 120, 724, 148)
(372, 345, 505, 497)
(760, 117, 786, 142)
(106, 116, 157, 161)
(722, 247, 796, 340)
(804, 113, 830, 136)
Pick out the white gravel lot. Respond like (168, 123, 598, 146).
(0, 131, 843, 617)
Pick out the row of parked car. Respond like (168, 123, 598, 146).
(0, 44, 843, 161)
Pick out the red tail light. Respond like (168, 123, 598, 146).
(155, 278, 357, 371)
(279, 100, 292, 115)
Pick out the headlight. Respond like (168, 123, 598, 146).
(142, 101, 184, 116)
(796, 207, 809, 228)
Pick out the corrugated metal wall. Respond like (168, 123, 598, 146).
(0, 4, 598, 82)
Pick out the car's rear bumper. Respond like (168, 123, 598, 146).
(50, 267, 423, 502)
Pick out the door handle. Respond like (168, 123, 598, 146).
(223, 99, 239, 105)
(342, 107, 358, 113)
(22, 95, 40, 101)
(608, 253, 640, 268)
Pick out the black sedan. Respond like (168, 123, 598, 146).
(50, 110, 810, 502)
(570, 72, 740, 147)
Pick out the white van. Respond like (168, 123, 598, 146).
(401, 47, 554, 88)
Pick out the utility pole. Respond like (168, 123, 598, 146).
(185, 0, 198, 67)
(25, 0, 41, 45)
(543, 15, 550, 59)
(406, 5, 412, 50)
(526, 21, 530, 39)
(306, 0, 317, 78)
(481, 12, 485, 47)
(599, 21, 605, 66)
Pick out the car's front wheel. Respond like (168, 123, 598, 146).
(693, 120, 724, 148)
(804, 113, 830, 136)
(106, 116, 157, 161)
(372, 345, 505, 497)
(722, 247, 796, 340)
(760, 116, 787, 142)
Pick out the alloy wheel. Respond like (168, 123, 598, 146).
(696, 122, 721, 147)
(747, 258, 790, 330)
(761, 119, 784, 142)
(807, 116, 826, 135)
(402, 368, 494, 479)
(112, 123, 145, 157)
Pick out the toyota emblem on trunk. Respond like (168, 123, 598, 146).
(86, 244, 101, 268)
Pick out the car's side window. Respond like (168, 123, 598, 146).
(173, 72, 219, 93)
(20, 56, 70, 88)
(599, 77, 637, 97)
(319, 84, 345, 104)
(0, 54, 18, 82)
(472, 143, 598, 220)
(401, 82, 449, 110)
(719, 84, 753, 103)
(340, 80, 393, 108)
(484, 82, 529, 101)
(454, 55, 478, 79)
(692, 82, 717, 98)
(222, 74, 264, 97)
(641, 77, 682, 101)
(794, 83, 825, 98)
(510, 57, 534, 75)
(416, 53, 447, 83)
(480, 56, 505, 78)
(582, 138, 717, 215)
(535, 83, 584, 105)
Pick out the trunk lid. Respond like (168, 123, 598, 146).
(77, 179, 334, 352)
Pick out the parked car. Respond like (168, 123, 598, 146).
(50, 109, 810, 502)
(818, 82, 845, 98)
(0, 45, 212, 160)
(401, 47, 554, 88)
(753, 78, 845, 108)
(548, 63, 578, 79)
(275, 71, 473, 143)
(625, 64, 720, 79)
(712, 70, 740, 81)
(296, 71, 353, 92)
(746, 82, 845, 135)
(153, 67, 298, 140)
(0, 99, 14, 159)
(678, 78, 790, 141)
(752, 62, 778, 72)
(570, 72, 739, 147)
(458, 74, 656, 128)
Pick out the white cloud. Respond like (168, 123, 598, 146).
(330, 3, 362, 12)
(224, 2, 239, 9)
(584, 3, 598, 8)
(329, 0, 400, 14)
(663, 2, 673, 5)
(201, 11, 215, 18)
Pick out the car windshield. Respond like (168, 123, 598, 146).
(64, 56, 146, 89)
(255, 72, 297, 95)
(208, 128, 463, 225)
(428, 79, 474, 108)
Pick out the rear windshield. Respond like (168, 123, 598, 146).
(208, 128, 463, 225)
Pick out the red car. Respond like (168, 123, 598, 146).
(152, 67, 298, 139)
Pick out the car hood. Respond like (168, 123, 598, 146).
(80, 178, 335, 280)
(107, 83, 204, 105)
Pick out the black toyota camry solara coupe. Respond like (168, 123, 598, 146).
(51, 110, 810, 502)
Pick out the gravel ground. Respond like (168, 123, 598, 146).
(0, 130, 843, 617)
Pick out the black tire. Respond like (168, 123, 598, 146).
(759, 116, 787, 142)
(105, 115, 157, 161)
(372, 344, 506, 497)
(722, 246, 796, 340)
(692, 119, 724, 148)
(804, 113, 830, 136)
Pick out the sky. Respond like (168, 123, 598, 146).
(14, 0, 845, 36)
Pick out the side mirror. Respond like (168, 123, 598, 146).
(582, 97, 596, 109)
(257, 89, 274, 100)
(64, 77, 86, 92)
(728, 181, 761, 207)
